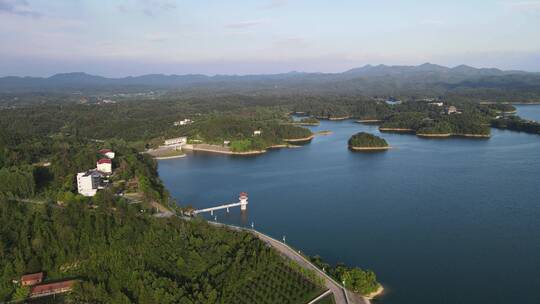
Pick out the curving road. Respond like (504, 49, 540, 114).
(207, 221, 369, 304)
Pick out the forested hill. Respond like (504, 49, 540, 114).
(1, 63, 540, 100)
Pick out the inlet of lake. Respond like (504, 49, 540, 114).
(158, 105, 540, 304)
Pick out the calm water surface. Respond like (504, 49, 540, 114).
(158, 105, 540, 304)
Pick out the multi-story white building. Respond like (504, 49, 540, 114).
(97, 158, 112, 174)
(77, 171, 102, 196)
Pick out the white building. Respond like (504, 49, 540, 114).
(173, 119, 193, 126)
(97, 158, 112, 174)
(77, 171, 102, 196)
(253, 130, 262, 136)
(447, 106, 459, 114)
(164, 137, 187, 146)
(99, 149, 115, 159)
(429, 102, 444, 107)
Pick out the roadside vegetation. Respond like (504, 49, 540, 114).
(309, 256, 381, 296)
(0, 200, 324, 303)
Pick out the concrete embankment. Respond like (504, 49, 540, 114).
(153, 154, 186, 160)
(182, 144, 266, 155)
(283, 135, 315, 142)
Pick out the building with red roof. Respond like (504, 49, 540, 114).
(21, 272, 43, 286)
(99, 149, 115, 159)
(29, 280, 75, 298)
(97, 158, 112, 174)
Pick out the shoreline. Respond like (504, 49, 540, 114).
(480, 101, 540, 105)
(328, 116, 350, 121)
(379, 127, 415, 132)
(183, 145, 267, 155)
(364, 284, 384, 300)
(356, 119, 382, 123)
(417, 133, 490, 138)
(349, 145, 391, 151)
(153, 154, 187, 160)
(182, 142, 303, 156)
(317, 116, 350, 121)
(283, 134, 315, 142)
(144, 148, 186, 159)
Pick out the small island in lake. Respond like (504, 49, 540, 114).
(348, 132, 390, 151)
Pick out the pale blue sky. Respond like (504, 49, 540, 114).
(1, 0, 540, 76)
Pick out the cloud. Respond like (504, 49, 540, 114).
(503, 1, 540, 12)
(0, 0, 40, 17)
(116, 5, 130, 13)
(225, 20, 266, 29)
(420, 19, 445, 26)
(144, 33, 169, 42)
(274, 37, 309, 48)
(117, 0, 176, 17)
(259, 0, 288, 9)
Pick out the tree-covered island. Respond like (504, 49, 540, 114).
(348, 132, 390, 151)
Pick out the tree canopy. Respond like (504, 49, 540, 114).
(348, 132, 389, 148)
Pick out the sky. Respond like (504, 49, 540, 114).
(1, 0, 540, 77)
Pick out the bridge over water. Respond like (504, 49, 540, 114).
(191, 192, 248, 216)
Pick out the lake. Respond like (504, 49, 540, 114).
(158, 105, 540, 304)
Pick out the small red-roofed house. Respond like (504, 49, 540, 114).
(21, 272, 44, 286)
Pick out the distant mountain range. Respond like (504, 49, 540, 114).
(1, 63, 539, 97)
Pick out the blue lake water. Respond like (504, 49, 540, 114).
(158, 105, 540, 304)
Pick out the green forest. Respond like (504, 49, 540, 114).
(0, 200, 323, 303)
(2, 90, 536, 303)
(0, 95, 387, 303)
(491, 116, 540, 134)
